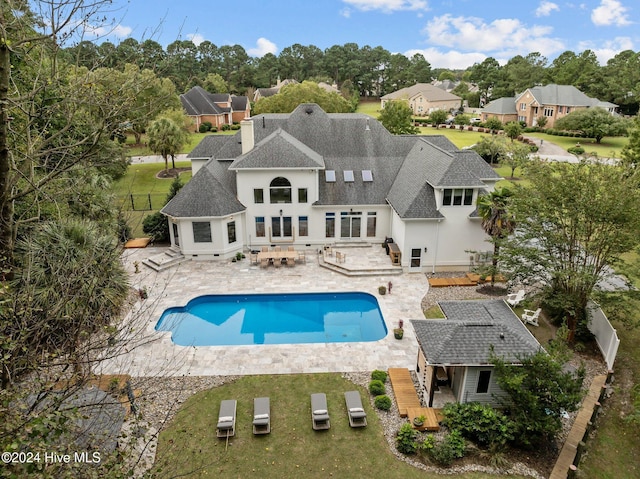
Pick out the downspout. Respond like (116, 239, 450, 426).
(431, 219, 441, 274)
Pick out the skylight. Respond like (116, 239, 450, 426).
(325, 170, 336, 182)
(344, 170, 354, 182)
(362, 170, 373, 182)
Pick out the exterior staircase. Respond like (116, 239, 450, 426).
(142, 246, 189, 272)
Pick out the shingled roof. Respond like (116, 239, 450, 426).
(180, 86, 249, 116)
(172, 103, 499, 217)
(411, 300, 541, 366)
(381, 83, 461, 102)
(162, 160, 244, 217)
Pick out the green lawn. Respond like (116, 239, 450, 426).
(124, 130, 236, 157)
(524, 132, 626, 158)
(153, 373, 527, 479)
(113, 161, 192, 238)
(356, 100, 382, 118)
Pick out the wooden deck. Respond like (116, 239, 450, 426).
(428, 272, 505, 288)
(407, 407, 443, 432)
(388, 368, 422, 417)
(549, 375, 608, 479)
(124, 237, 151, 248)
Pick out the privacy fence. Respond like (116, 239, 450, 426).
(118, 194, 167, 211)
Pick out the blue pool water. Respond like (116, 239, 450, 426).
(155, 292, 387, 346)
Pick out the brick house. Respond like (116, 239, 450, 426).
(180, 86, 251, 132)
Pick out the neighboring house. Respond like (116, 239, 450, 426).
(161, 103, 501, 271)
(180, 86, 251, 132)
(509, 84, 617, 128)
(381, 83, 462, 116)
(411, 300, 542, 407)
(480, 97, 518, 124)
(253, 78, 299, 102)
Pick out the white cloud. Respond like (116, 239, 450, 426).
(340, 8, 352, 18)
(535, 1, 560, 17)
(187, 33, 205, 46)
(342, 0, 428, 13)
(578, 36, 634, 64)
(421, 14, 564, 58)
(247, 37, 278, 57)
(84, 23, 132, 39)
(404, 47, 487, 69)
(591, 0, 631, 26)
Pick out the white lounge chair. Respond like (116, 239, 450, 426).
(521, 308, 541, 326)
(344, 391, 367, 428)
(311, 393, 330, 430)
(252, 397, 271, 435)
(506, 289, 525, 307)
(216, 399, 237, 438)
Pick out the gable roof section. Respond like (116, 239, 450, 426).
(231, 95, 249, 111)
(230, 128, 324, 169)
(187, 134, 242, 160)
(180, 86, 225, 116)
(482, 97, 517, 115)
(519, 84, 594, 107)
(382, 83, 461, 102)
(161, 160, 244, 218)
(411, 300, 541, 365)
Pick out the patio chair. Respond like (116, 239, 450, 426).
(274, 246, 281, 252)
(216, 399, 237, 438)
(506, 289, 525, 307)
(311, 393, 330, 430)
(287, 246, 295, 251)
(344, 390, 367, 428)
(252, 397, 271, 435)
(261, 246, 269, 252)
(297, 252, 306, 264)
(521, 308, 541, 327)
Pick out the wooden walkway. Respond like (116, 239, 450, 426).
(549, 375, 608, 479)
(388, 368, 422, 417)
(407, 407, 443, 432)
(124, 237, 151, 248)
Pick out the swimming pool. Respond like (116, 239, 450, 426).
(155, 292, 387, 346)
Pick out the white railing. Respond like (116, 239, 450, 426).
(587, 301, 620, 370)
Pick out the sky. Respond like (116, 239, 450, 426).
(89, 0, 638, 69)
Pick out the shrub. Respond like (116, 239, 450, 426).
(419, 434, 436, 452)
(396, 423, 418, 455)
(369, 379, 386, 396)
(371, 370, 388, 383)
(429, 430, 466, 466)
(142, 211, 169, 242)
(441, 402, 514, 447)
(567, 145, 585, 155)
(199, 121, 212, 133)
(231, 124, 241, 130)
(211, 126, 218, 132)
(221, 124, 231, 131)
(374, 394, 392, 410)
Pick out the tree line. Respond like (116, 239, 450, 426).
(64, 39, 640, 115)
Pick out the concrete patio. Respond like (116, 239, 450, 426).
(100, 245, 429, 377)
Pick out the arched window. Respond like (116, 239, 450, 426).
(269, 177, 292, 203)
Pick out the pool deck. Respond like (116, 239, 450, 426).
(99, 246, 428, 377)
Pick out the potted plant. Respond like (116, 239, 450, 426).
(378, 285, 387, 295)
(393, 328, 404, 339)
(413, 415, 426, 427)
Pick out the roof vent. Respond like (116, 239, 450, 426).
(365, 118, 370, 131)
(305, 106, 313, 114)
(500, 332, 505, 339)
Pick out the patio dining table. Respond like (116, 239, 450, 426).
(257, 250, 298, 265)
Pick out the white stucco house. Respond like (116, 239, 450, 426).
(160, 103, 501, 272)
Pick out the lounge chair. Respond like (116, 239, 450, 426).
(344, 390, 367, 428)
(252, 397, 271, 435)
(506, 289, 525, 307)
(311, 393, 330, 430)
(216, 399, 237, 438)
(522, 308, 541, 326)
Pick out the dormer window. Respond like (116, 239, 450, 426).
(344, 170, 354, 182)
(443, 188, 474, 206)
(325, 170, 336, 182)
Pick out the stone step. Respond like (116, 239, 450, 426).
(142, 252, 189, 272)
(319, 261, 402, 277)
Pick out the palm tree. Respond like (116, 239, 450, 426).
(477, 187, 516, 287)
(14, 218, 129, 376)
(147, 117, 187, 174)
